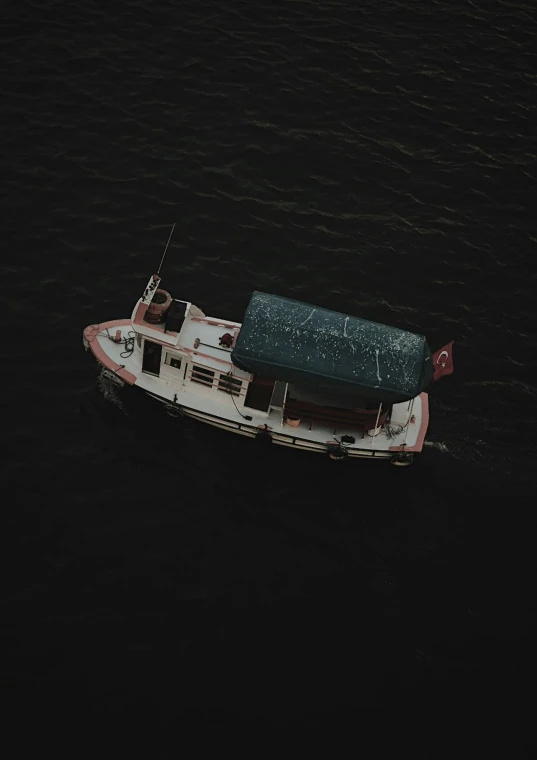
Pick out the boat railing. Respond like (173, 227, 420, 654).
(284, 397, 391, 431)
(186, 364, 248, 400)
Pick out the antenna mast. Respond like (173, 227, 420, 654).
(157, 223, 176, 276)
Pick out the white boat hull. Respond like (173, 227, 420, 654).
(140, 385, 394, 458)
(83, 281, 430, 466)
(84, 320, 428, 466)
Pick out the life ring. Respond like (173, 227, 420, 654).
(327, 443, 348, 461)
(165, 402, 184, 418)
(146, 289, 172, 324)
(391, 452, 414, 467)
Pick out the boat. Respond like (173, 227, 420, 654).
(83, 262, 453, 466)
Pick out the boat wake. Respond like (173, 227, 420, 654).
(97, 368, 127, 413)
(423, 440, 449, 453)
(425, 436, 500, 472)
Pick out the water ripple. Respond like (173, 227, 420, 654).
(2, 0, 536, 471)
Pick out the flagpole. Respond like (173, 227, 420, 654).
(368, 402, 383, 443)
(401, 398, 415, 449)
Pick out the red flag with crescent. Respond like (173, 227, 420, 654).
(432, 341, 454, 381)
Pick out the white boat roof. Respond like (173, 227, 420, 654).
(130, 274, 249, 378)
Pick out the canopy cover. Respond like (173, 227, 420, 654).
(231, 292, 433, 404)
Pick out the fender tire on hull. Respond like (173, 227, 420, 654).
(327, 444, 348, 461)
(391, 452, 414, 467)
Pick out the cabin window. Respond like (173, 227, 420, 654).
(191, 365, 215, 387)
(218, 373, 242, 396)
(165, 353, 182, 370)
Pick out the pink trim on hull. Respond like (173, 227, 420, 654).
(389, 393, 429, 453)
(84, 320, 137, 385)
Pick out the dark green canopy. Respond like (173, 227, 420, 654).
(231, 292, 433, 404)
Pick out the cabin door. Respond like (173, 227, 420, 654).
(142, 340, 162, 376)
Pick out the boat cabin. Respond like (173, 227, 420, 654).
(132, 276, 433, 432)
(130, 274, 253, 411)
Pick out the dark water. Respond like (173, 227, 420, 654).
(4, 0, 537, 749)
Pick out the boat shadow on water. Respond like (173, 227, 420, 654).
(81, 367, 485, 515)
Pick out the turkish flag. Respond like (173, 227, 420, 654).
(432, 341, 454, 381)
